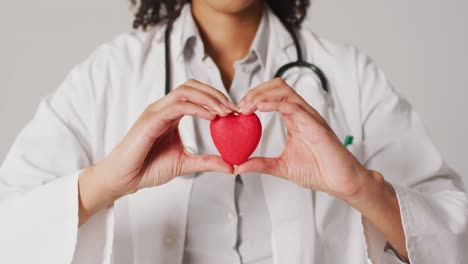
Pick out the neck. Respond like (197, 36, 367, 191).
(191, 1, 263, 64)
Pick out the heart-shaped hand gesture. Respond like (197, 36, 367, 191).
(235, 78, 372, 200)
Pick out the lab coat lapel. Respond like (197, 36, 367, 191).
(258, 112, 317, 263)
(261, 175, 317, 263)
(258, 10, 294, 132)
(259, 11, 317, 264)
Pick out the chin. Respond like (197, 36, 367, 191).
(193, 0, 262, 15)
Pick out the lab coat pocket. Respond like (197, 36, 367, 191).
(328, 105, 364, 163)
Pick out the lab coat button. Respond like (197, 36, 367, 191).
(164, 235, 176, 246)
(228, 212, 234, 222)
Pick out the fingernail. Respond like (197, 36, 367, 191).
(204, 106, 217, 115)
(239, 105, 249, 114)
(237, 104, 245, 113)
(229, 101, 239, 111)
(220, 103, 232, 113)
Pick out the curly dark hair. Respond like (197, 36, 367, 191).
(130, 0, 310, 30)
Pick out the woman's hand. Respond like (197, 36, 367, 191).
(79, 80, 236, 224)
(236, 78, 372, 200)
(237, 78, 408, 258)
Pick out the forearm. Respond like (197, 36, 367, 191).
(78, 165, 116, 226)
(345, 170, 408, 259)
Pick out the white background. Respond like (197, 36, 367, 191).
(1, 0, 467, 187)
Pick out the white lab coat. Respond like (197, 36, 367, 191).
(1, 6, 467, 264)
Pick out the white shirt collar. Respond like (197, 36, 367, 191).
(177, 3, 270, 70)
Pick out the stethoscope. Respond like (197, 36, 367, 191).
(163, 19, 329, 96)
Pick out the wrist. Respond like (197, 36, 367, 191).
(343, 170, 395, 210)
(78, 165, 117, 225)
(343, 170, 407, 258)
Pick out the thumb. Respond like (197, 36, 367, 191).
(236, 157, 284, 178)
(181, 154, 234, 175)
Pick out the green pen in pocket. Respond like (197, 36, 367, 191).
(343, 135, 354, 148)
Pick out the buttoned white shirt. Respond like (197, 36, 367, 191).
(1, 3, 467, 264)
(180, 6, 272, 264)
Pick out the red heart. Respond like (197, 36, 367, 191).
(210, 113, 262, 165)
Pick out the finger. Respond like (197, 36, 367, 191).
(257, 101, 307, 117)
(160, 101, 217, 122)
(240, 88, 290, 115)
(236, 157, 285, 178)
(172, 85, 232, 117)
(184, 79, 239, 111)
(126, 102, 216, 159)
(259, 101, 325, 124)
(238, 78, 322, 118)
(148, 86, 228, 116)
(239, 78, 294, 112)
(257, 101, 331, 134)
(241, 78, 288, 103)
(146, 80, 237, 114)
(140, 102, 216, 136)
(181, 154, 234, 175)
(242, 88, 311, 115)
